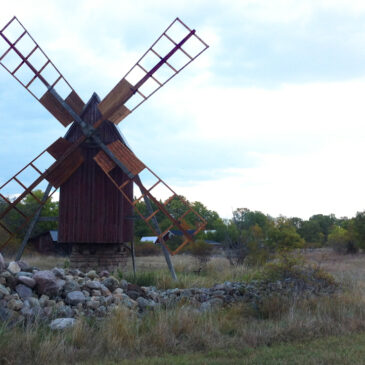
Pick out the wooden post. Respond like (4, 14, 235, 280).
(131, 238, 136, 279)
(15, 183, 53, 261)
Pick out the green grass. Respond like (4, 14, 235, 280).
(113, 332, 365, 365)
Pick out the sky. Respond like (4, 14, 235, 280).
(1, 0, 365, 220)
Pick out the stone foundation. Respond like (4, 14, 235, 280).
(70, 243, 129, 272)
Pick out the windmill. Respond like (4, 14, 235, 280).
(0, 16, 208, 279)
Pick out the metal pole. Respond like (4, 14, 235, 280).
(15, 183, 53, 260)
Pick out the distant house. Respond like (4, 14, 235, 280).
(140, 231, 172, 244)
(29, 230, 71, 255)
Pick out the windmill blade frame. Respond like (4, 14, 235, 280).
(0, 16, 85, 127)
(98, 17, 209, 124)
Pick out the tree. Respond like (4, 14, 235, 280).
(328, 225, 357, 254)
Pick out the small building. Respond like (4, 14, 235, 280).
(29, 230, 71, 255)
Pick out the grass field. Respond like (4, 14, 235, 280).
(2, 249, 365, 364)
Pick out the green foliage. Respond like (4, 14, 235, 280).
(0, 190, 58, 239)
(328, 226, 358, 254)
(184, 239, 213, 264)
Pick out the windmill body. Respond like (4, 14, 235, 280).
(0, 16, 208, 276)
(59, 93, 133, 270)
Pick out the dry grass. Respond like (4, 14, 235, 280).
(2, 250, 365, 364)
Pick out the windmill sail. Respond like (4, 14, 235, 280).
(0, 16, 85, 126)
(99, 17, 209, 124)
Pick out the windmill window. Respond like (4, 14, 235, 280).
(182, 36, 206, 59)
(124, 92, 144, 110)
(54, 78, 72, 99)
(2, 19, 24, 44)
(139, 50, 160, 72)
(138, 77, 159, 97)
(28, 77, 47, 98)
(31, 151, 56, 174)
(154, 63, 174, 84)
(165, 21, 189, 44)
(125, 66, 146, 86)
(14, 64, 34, 86)
(41, 63, 60, 86)
(1, 49, 22, 73)
(167, 49, 190, 71)
(0, 37, 10, 59)
(27, 48, 48, 72)
(15, 34, 36, 57)
(154, 36, 175, 58)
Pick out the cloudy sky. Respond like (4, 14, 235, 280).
(1, 0, 365, 219)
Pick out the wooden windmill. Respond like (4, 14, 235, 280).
(0, 16, 208, 278)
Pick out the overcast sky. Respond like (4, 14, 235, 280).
(1, 0, 365, 219)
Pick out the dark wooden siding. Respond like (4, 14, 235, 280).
(58, 93, 134, 244)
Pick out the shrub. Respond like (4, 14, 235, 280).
(328, 226, 358, 254)
(185, 239, 213, 264)
(134, 241, 160, 256)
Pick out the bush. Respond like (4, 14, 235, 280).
(328, 226, 358, 255)
(134, 241, 160, 256)
(185, 239, 213, 264)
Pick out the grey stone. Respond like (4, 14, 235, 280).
(0, 284, 9, 298)
(33, 270, 65, 296)
(113, 288, 123, 295)
(49, 318, 76, 330)
(91, 290, 101, 296)
(86, 280, 102, 290)
(65, 291, 86, 306)
(7, 299, 23, 311)
(120, 279, 128, 290)
(63, 280, 80, 294)
(0, 253, 5, 272)
(86, 270, 98, 279)
(99, 270, 110, 277)
(18, 276, 36, 288)
(15, 271, 33, 278)
(17, 261, 31, 272)
(15, 284, 33, 300)
(7, 261, 21, 274)
(102, 277, 119, 292)
(52, 268, 65, 279)
(137, 297, 156, 310)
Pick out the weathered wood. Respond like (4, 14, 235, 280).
(94, 140, 145, 176)
(98, 78, 134, 123)
(65, 90, 85, 115)
(40, 90, 74, 127)
(45, 148, 84, 188)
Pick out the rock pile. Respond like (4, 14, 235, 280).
(0, 253, 337, 330)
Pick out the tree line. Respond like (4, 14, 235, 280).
(1, 190, 365, 255)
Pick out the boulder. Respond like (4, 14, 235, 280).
(7, 261, 21, 274)
(63, 280, 80, 294)
(65, 291, 86, 306)
(86, 280, 102, 290)
(86, 270, 98, 279)
(17, 261, 31, 272)
(49, 318, 76, 330)
(15, 284, 33, 300)
(33, 270, 65, 296)
(0, 284, 10, 298)
(52, 268, 65, 279)
(7, 299, 23, 311)
(102, 277, 119, 292)
(17, 276, 36, 288)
